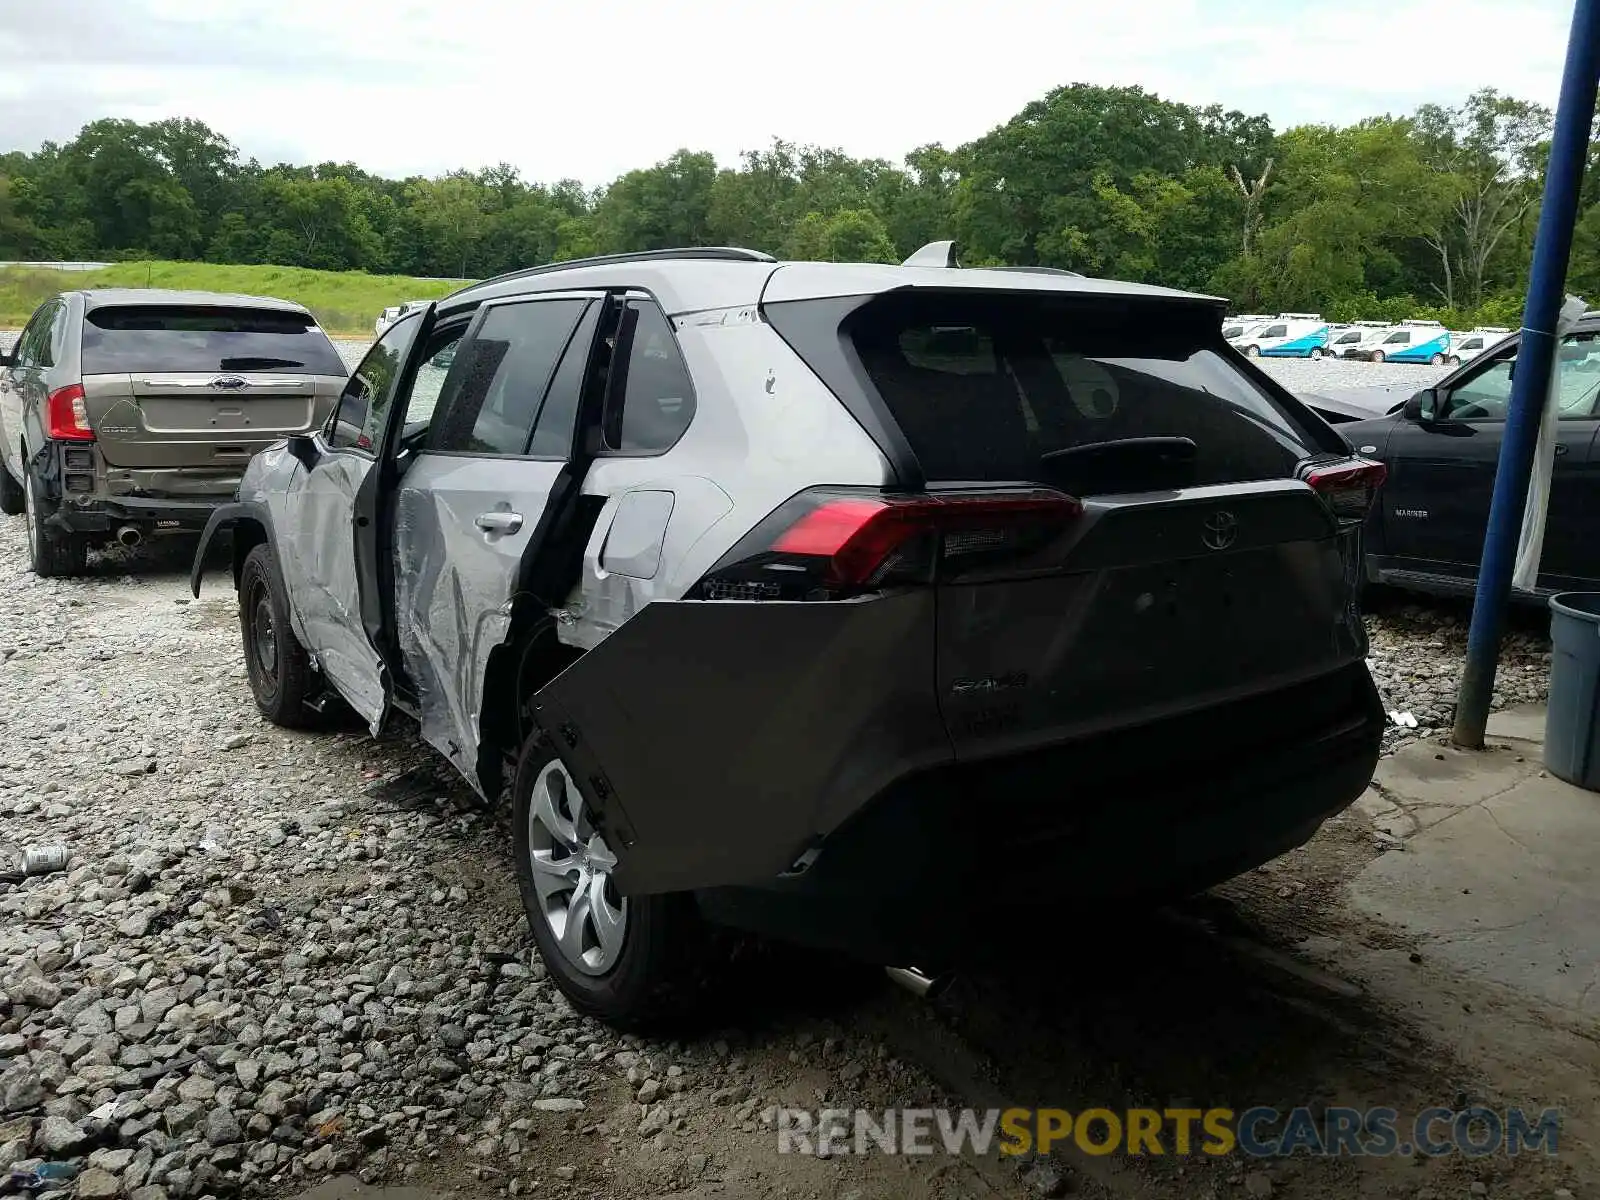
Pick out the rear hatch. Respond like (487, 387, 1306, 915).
(79, 304, 347, 470)
(764, 285, 1374, 761)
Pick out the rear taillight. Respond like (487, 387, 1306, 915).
(694, 488, 1084, 601)
(1302, 458, 1386, 519)
(46, 385, 94, 441)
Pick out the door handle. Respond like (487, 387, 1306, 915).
(474, 511, 523, 534)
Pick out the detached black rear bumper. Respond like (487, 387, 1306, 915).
(532, 591, 1383, 963)
(50, 494, 228, 535)
(700, 661, 1383, 961)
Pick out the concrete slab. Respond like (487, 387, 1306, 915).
(1348, 709, 1600, 1014)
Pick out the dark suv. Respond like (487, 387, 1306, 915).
(195, 245, 1387, 1027)
(0, 289, 345, 575)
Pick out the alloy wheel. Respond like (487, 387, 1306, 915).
(525, 758, 628, 975)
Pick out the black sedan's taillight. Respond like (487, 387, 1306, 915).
(691, 487, 1084, 601)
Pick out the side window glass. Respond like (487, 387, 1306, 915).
(431, 298, 586, 456)
(528, 301, 601, 457)
(1556, 333, 1600, 419)
(1446, 351, 1514, 421)
(1447, 335, 1600, 422)
(45, 302, 69, 368)
(399, 329, 466, 436)
(1262, 324, 1286, 339)
(14, 308, 48, 368)
(328, 316, 414, 451)
(606, 301, 696, 453)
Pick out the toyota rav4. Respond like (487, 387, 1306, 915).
(193, 246, 1387, 1027)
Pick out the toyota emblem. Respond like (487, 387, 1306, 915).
(1202, 510, 1238, 551)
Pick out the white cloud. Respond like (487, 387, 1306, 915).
(0, 0, 1575, 184)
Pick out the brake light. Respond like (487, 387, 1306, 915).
(1303, 458, 1386, 519)
(46, 385, 94, 441)
(695, 488, 1083, 601)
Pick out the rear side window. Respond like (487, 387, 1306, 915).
(834, 292, 1321, 491)
(430, 298, 587, 456)
(604, 301, 695, 453)
(81, 305, 346, 376)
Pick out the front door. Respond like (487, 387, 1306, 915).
(1380, 332, 1600, 586)
(391, 292, 608, 784)
(280, 310, 431, 728)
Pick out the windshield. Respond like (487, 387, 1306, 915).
(82, 305, 347, 376)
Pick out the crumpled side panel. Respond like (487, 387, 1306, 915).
(392, 480, 496, 786)
(392, 454, 567, 796)
(285, 453, 387, 730)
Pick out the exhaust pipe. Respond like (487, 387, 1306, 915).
(884, 966, 953, 1000)
(116, 526, 142, 548)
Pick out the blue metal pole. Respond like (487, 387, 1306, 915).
(1453, 0, 1600, 749)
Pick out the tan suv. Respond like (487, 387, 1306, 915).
(0, 289, 346, 575)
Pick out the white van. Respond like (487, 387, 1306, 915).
(1330, 320, 1390, 358)
(374, 300, 430, 338)
(1221, 313, 1273, 340)
(1230, 317, 1333, 359)
(1347, 320, 1452, 364)
(1446, 326, 1513, 365)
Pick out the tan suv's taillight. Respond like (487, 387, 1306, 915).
(46, 384, 94, 441)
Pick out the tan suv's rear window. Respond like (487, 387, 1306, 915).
(82, 306, 346, 376)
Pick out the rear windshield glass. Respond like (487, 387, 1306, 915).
(844, 292, 1319, 491)
(82, 306, 347, 376)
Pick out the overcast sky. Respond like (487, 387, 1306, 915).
(0, 0, 1578, 186)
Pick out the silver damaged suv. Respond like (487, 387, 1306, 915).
(0, 289, 346, 575)
(193, 246, 1387, 1028)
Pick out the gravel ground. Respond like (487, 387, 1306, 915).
(0, 333, 1571, 1200)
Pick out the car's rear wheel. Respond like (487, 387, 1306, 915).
(23, 462, 86, 578)
(0, 460, 24, 517)
(1370, 350, 1386, 363)
(239, 543, 317, 727)
(1309, 347, 1325, 360)
(1447, 355, 1462, 366)
(1430, 352, 1446, 366)
(512, 732, 706, 1031)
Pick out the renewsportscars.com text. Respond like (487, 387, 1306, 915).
(776, 1106, 1561, 1158)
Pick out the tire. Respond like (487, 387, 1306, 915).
(238, 543, 317, 727)
(1430, 352, 1446, 366)
(0, 461, 23, 517)
(1447, 355, 1462, 366)
(1309, 347, 1325, 360)
(22, 463, 86, 578)
(512, 731, 706, 1031)
(1244, 344, 1261, 358)
(1370, 350, 1386, 364)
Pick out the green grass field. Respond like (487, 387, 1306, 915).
(0, 261, 473, 336)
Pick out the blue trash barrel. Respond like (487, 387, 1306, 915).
(1546, 592, 1600, 791)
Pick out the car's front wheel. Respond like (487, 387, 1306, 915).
(1370, 350, 1386, 363)
(239, 543, 317, 727)
(513, 733, 705, 1031)
(1244, 344, 1261, 358)
(1447, 355, 1462, 366)
(23, 463, 86, 577)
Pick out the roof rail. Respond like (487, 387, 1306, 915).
(453, 246, 777, 297)
(981, 265, 1086, 279)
